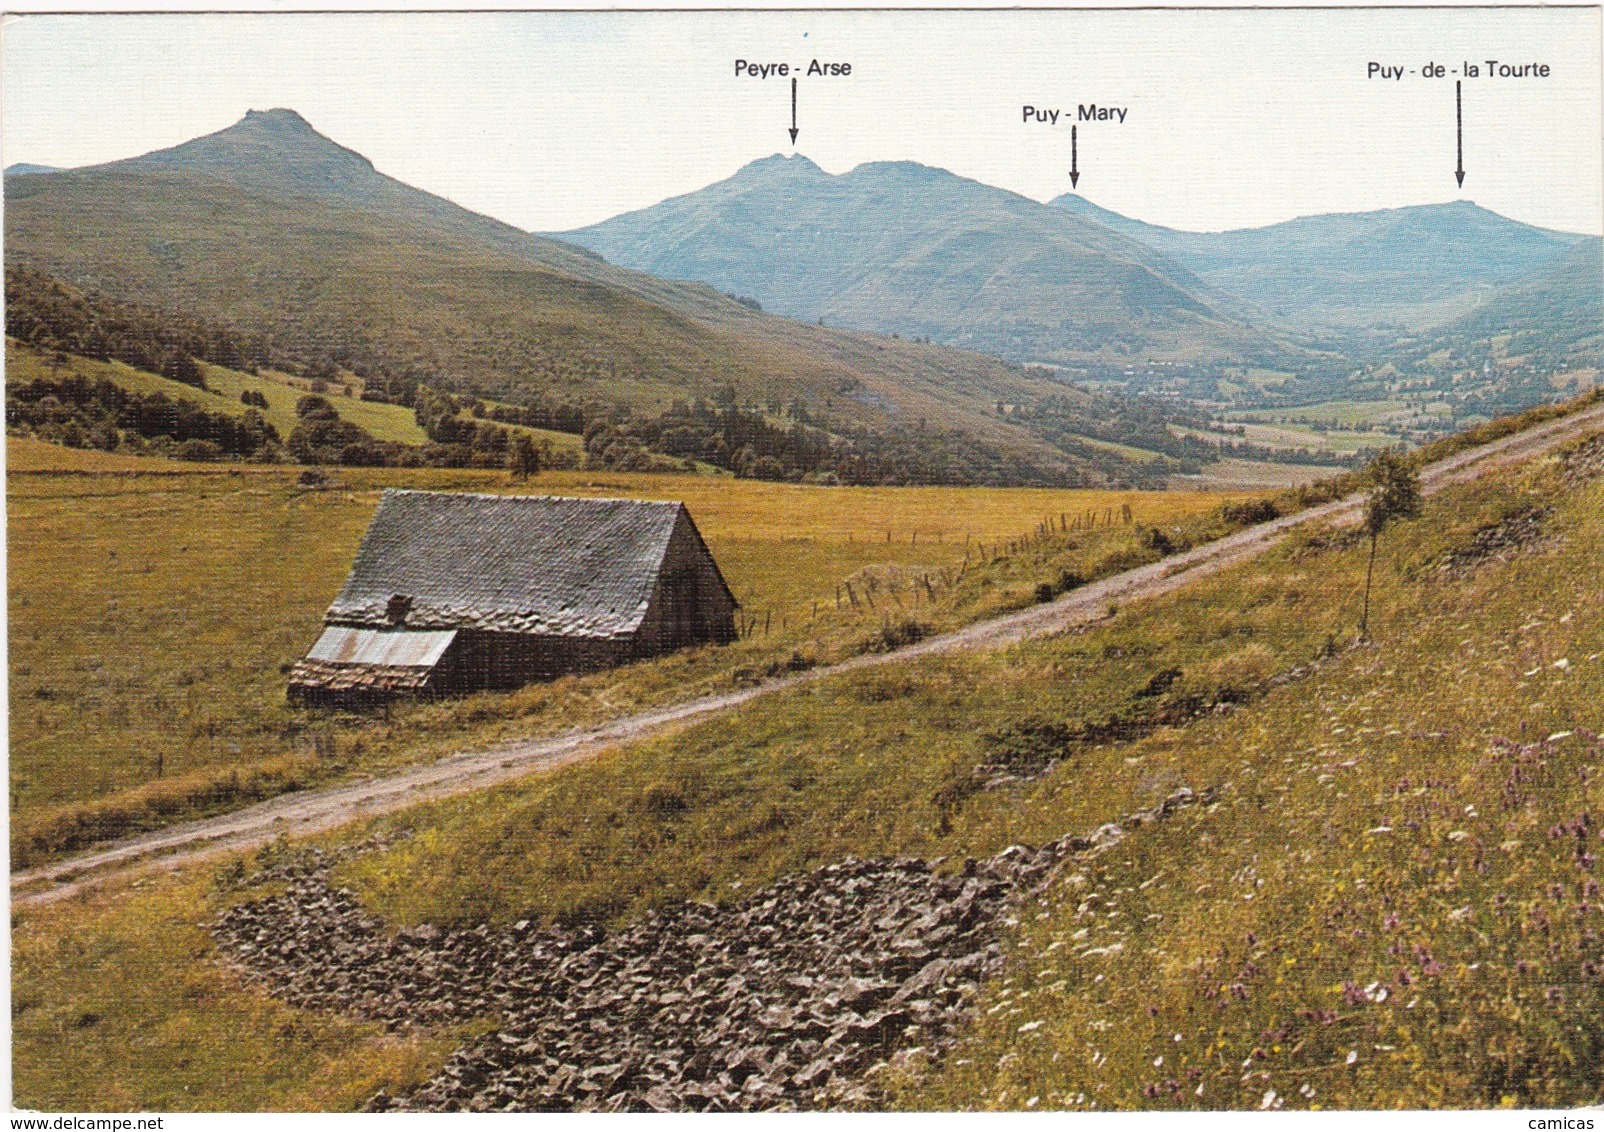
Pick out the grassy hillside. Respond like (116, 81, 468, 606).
(12, 415, 1598, 1111)
(560, 154, 1284, 368)
(4, 110, 1200, 486)
(7, 437, 1235, 865)
(6, 340, 427, 445)
(1386, 237, 1604, 414)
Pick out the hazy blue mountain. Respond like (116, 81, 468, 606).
(559, 155, 1290, 367)
(1053, 194, 1591, 329)
(4, 163, 60, 177)
(1441, 236, 1603, 365)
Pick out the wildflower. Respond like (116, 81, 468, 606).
(1346, 1050, 1359, 1065)
(1018, 1020, 1043, 1033)
(1546, 987, 1564, 1004)
(1383, 912, 1401, 931)
(1261, 1090, 1279, 1110)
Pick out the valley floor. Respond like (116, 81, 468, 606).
(11, 419, 1602, 1111)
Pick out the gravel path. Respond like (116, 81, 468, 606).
(15, 403, 1602, 907)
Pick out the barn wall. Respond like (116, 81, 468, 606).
(452, 630, 634, 689)
(634, 514, 738, 657)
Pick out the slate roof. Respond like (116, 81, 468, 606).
(326, 490, 700, 638)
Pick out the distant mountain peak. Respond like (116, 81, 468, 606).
(99, 107, 392, 206)
(4, 162, 60, 177)
(734, 152, 827, 179)
(242, 107, 314, 128)
(208, 107, 375, 168)
(850, 159, 947, 177)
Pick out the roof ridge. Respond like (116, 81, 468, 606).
(381, 488, 683, 510)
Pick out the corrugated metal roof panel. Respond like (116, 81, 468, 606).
(306, 626, 457, 668)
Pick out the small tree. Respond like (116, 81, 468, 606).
(507, 433, 540, 481)
(1358, 449, 1423, 639)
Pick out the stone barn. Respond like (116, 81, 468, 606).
(288, 490, 738, 706)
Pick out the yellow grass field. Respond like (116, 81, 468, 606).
(7, 437, 1240, 864)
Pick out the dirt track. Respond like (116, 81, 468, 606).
(15, 403, 1603, 907)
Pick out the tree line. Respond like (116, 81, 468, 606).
(6, 375, 281, 460)
(5, 267, 269, 387)
(6, 265, 1249, 486)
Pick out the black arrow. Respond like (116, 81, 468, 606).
(789, 78, 799, 144)
(1455, 80, 1465, 188)
(1070, 125, 1080, 189)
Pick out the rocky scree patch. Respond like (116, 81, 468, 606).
(1434, 506, 1555, 577)
(209, 787, 1212, 1111)
(1560, 431, 1604, 489)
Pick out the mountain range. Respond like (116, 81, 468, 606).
(563, 155, 1596, 365)
(5, 110, 1146, 484)
(560, 155, 1283, 368)
(1053, 193, 1592, 329)
(6, 109, 1598, 483)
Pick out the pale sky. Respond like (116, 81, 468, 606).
(3, 8, 1601, 235)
